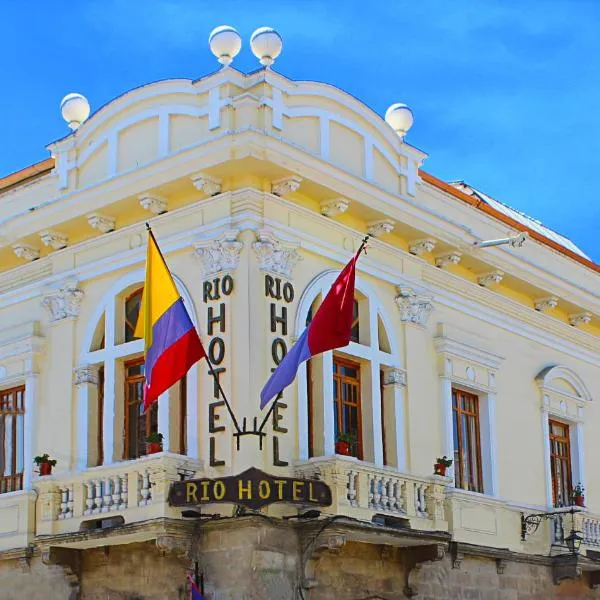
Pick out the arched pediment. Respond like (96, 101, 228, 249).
(535, 365, 592, 402)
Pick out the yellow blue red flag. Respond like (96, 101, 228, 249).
(134, 229, 205, 410)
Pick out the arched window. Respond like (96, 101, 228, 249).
(79, 273, 198, 467)
(297, 272, 404, 469)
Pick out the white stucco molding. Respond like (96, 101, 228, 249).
(40, 230, 68, 250)
(477, 270, 504, 288)
(194, 230, 243, 277)
(252, 230, 302, 279)
(87, 213, 116, 234)
(271, 176, 302, 196)
(139, 194, 167, 215)
(409, 238, 436, 257)
(320, 198, 349, 218)
(394, 286, 434, 326)
(435, 251, 462, 269)
(569, 312, 592, 328)
(73, 365, 99, 386)
(535, 365, 592, 404)
(0, 321, 44, 372)
(191, 172, 222, 196)
(367, 219, 394, 237)
(12, 243, 40, 262)
(42, 282, 84, 323)
(434, 334, 505, 375)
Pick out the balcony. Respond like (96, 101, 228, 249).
(33, 452, 201, 547)
(0, 490, 36, 552)
(294, 456, 450, 532)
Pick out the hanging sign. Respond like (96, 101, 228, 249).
(168, 467, 331, 510)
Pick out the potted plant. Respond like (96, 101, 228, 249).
(335, 432, 355, 457)
(434, 456, 453, 477)
(146, 432, 164, 455)
(34, 454, 57, 476)
(572, 483, 585, 507)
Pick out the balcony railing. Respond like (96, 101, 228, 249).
(295, 456, 450, 531)
(34, 452, 201, 540)
(551, 509, 600, 550)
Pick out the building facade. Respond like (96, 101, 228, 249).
(1, 41, 600, 600)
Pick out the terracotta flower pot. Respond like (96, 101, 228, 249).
(435, 464, 447, 476)
(574, 495, 585, 507)
(147, 442, 163, 455)
(39, 462, 53, 476)
(335, 441, 351, 456)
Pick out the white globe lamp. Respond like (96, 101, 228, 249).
(60, 93, 91, 130)
(385, 103, 414, 139)
(250, 27, 283, 67)
(209, 25, 242, 67)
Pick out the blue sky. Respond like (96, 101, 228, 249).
(1, 1, 598, 260)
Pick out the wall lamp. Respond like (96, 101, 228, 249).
(474, 232, 528, 249)
(522, 506, 583, 555)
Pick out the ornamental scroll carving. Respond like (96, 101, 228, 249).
(252, 231, 302, 279)
(395, 287, 433, 326)
(194, 231, 243, 277)
(42, 283, 84, 322)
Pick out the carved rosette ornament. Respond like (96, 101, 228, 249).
(320, 198, 350, 218)
(477, 270, 504, 287)
(569, 312, 592, 327)
(252, 231, 302, 279)
(194, 231, 243, 277)
(395, 286, 433, 326)
(367, 219, 395, 237)
(534, 296, 559, 312)
(43, 283, 84, 322)
(409, 238, 436, 256)
(271, 176, 302, 196)
(435, 251, 462, 268)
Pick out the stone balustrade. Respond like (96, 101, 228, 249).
(34, 452, 201, 540)
(295, 456, 450, 530)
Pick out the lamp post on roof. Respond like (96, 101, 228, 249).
(385, 103, 414, 140)
(209, 25, 242, 68)
(250, 27, 283, 67)
(60, 93, 90, 130)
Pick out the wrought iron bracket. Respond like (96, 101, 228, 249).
(521, 508, 578, 541)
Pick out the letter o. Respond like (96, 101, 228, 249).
(258, 480, 271, 500)
(222, 274, 234, 296)
(209, 337, 225, 364)
(283, 282, 294, 303)
(213, 480, 226, 501)
(272, 338, 287, 365)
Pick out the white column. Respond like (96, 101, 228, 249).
(383, 368, 407, 472)
(297, 361, 309, 460)
(541, 404, 553, 508)
(370, 361, 383, 467)
(74, 366, 99, 470)
(480, 393, 498, 496)
(575, 421, 586, 492)
(186, 365, 199, 458)
(440, 374, 454, 481)
(22, 373, 39, 490)
(322, 351, 335, 456)
(102, 301, 116, 464)
(158, 391, 170, 451)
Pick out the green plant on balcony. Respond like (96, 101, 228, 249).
(335, 432, 356, 457)
(34, 453, 57, 476)
(434, 455, 453, 476)
(572, 483, 585, 507)
(146, 432, 164, 455)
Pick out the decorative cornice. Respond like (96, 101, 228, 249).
(367, 219, 395, 237)
(12, 243, 40, 262)
(435, 251, 462, 269)
(382, 367, 407, 388)
(409, 238, 436, 256)
(477, 270, 504, 287)
(271, 176, 302, 196)
(395, 286, 434, 326)
(433, 334, 505, 371)
(139, 194, 167, 215)
(42, 282, 84, 322)
(320, 198, 350, 218)
(252, 230, 302, 279)
(569, 312, 592, 327)
(534, 296, 559, 312)
(0, 335, 45, 362)
(73, 365, 99, 386)
(87, 213, 116, 234)
(40, 230, 68, 250)
(194, 230, 243, 277)
(190, 173, 222, 196)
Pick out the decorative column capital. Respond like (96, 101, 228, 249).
(383, 367, 407, 388)
(194, 230, 243, 277)
(435, 251, 462, 269)
(477, 270, 504, 287)
(535, 296, 559, 312)
(409, 238, 436, 256)
(40, 230, 68, 250)
(139, 194, 167, 214)
(252, 230, 302, 279)
(271, 176, 302, 196)
(367, 219, 395, 237)
(87, 213, 116, 234)
(13, 243, 40, 262)
(569, 312, 592, 327)
(42, 282, 84, 322)
(320, 198, 350, 218)
(190, 172, 222, 196)
(73, 365, 99, 386)
(395, 286, 434, 326)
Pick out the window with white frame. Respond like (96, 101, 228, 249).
(80, 273, 198, 466)
(536, 365, 591, 508)
(0, 385, 25, 493)
(297, 272, 403, 469)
